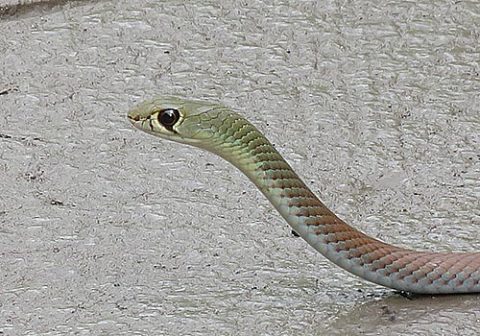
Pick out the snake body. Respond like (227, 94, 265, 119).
(128, 96, 480, 294)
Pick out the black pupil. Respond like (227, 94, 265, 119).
(158, 109, 180, 127)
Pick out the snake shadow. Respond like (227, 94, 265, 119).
(322, 290, 480, 335)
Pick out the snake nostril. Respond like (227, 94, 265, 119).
(129, 115, 141, 122)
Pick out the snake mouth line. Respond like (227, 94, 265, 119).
(128, 114, 141, 122)
(128, 115, 154, 132)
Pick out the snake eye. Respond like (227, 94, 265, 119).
(158, 108, 180, 128)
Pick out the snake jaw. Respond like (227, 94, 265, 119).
(127, 114, 153, 133)
(127, 113, 141, 122)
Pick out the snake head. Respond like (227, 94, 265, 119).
(127, 96, 228, 147)
(128, 96, 266, 168)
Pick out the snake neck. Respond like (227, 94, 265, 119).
(207, 116, 342, 238)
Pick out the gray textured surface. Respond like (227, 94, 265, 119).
(0, 0, 46, 6)
(1, 1, 479, 335)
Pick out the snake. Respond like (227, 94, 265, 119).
(127, 96, 480, 294)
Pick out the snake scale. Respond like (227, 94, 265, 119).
(128, 96, 480, 294)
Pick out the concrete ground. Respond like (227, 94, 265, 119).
(1, 0, 479, 335)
